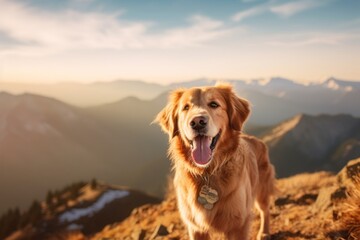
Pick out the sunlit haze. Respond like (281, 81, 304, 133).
(0, 0, 359, 84)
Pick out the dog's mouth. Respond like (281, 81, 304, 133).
(190, 131, 221, 166)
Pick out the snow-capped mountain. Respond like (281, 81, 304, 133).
(321, 77, 360, 91)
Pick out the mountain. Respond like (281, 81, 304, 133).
(1, 77, 360, 125)
(0, 92, 109, 214)
(0, 92, 169, 214)
(0, 80, 167, 106)
(1, 180, 160, 240)
(262, 114, 360, 177)
(1, 90, 359, 213)
(321, 77, 360, 91)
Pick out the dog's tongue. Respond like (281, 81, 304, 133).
(191, 136, 212, 165)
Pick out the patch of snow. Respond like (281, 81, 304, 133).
(258, 78, 271, 86)
(326, 80, 340, 90)
(67, 223, 83, 231)
(59, 190, 129, 223)
(345, 86, 353, 92)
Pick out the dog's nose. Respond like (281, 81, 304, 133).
(190, 116, 208, 130)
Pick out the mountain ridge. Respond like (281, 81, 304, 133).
(0, 90, 359, 220)
(262, 114, 360, 177)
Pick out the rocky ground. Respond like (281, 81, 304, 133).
(7, 159, 359, 240)
(90, 158, 360, 240)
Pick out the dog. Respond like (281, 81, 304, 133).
(155, 83, 275, 240)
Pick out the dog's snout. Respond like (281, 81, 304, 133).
(190, 116, 208, 130)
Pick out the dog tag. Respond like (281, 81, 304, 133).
(197, 185, 219, 210)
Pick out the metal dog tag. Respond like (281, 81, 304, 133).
(197, 185, 219, 210)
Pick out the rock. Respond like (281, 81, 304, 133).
(150, 224, 169, 239)
(337, 158, 360, 185)
(331, 187, 347, 201)
(131, 228, 146, 240)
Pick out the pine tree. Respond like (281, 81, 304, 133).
(46, 190, 53, 205)
(0, 208, 21, 239)
(19, 200, 42, 228)
(90, 178, 98, 189)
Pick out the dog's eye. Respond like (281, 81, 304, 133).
(183, 104, 190, 111)
(209, 101, 219, 108)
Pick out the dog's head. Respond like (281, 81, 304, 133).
(156, 84, 250, 168)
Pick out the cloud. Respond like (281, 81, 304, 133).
(266, 31, 360, 47)
(233, 0, 331, 22)
(232, 4, 267, 22)
(0, 0, 146, 53)
(0, 0, 237, 55)
(270, 0, 328, 17)
(150, 15, 236, 48)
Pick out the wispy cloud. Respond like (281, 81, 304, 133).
(270, 0, 328, 17)
(0, 0, 237, 55)
(266, 31, 360, 47)
(232, 4, 268, 22)
(233, 0, 332, 22)
(149, 15, 236, 48)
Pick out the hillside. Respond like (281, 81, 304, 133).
(1, 180, 160, 240)
(3, 159, 359, 240)
(262, 114, 360, 177)
(0, 92, 169, 214)
(92, 158, 360, 240)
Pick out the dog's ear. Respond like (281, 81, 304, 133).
(154, 89, 184, 139)
(216, 83, 250, 131)
(229, 94, 250, 131)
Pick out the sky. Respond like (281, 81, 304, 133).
(0, 0, 359, 84)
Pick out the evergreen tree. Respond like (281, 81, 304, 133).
(90, 178, 98, 189)
(19, 200, 42, 228)
(46, 190, 53, 205)
(0, 208, 21, 239)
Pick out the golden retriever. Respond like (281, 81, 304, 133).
(155, 83, 275, 240)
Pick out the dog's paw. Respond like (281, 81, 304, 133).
(257, 233, 271, 240)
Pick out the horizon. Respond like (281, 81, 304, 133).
(0, 0, 360, 84)
(0, 75, 359, 86)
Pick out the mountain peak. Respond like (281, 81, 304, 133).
(322, 77, 360, 91)
(268, 77, 294, 84)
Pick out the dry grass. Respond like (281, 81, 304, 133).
(338, 176, 360, 239)
(277, 171, 336, 195)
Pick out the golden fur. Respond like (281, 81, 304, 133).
(156, 84, 275, 240)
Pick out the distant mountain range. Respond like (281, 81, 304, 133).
(1, 77, 359, 125)
(0, 77, 359, 215)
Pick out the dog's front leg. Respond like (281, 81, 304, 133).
(225, 215, 252, 240)
(255, 201, 271, 240)
(188, 229, 210, 240)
